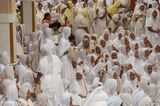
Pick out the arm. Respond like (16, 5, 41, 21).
(147, 27, 159, 33)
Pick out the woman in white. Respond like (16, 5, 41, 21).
(57, 27, 74, 83)
(74, 8, 89, 45)
(94, 0, 107, 37)
(146, 9, 160, 45)
(132, 3, 146, 37)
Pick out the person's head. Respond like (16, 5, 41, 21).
(103, 33, 109, 41)
(130, 32, 135, 40)
(118, 33, 122, 40)
(155, 45, 160, 53)
(84, 35, 90, 40)
(91, 34, 97, 41)
(69, 34, 75, 45)
(76, 72, 82, 81)
(130, 71, 135, 81)
(124, 37, 129, 46)
(152, 10, 158, 18)
(112, 52, 117, 59)
(135, 43, 139, 50)
(126, 45, 131, 54)
(49, 22, 61, 31)
(72, 60, 77, 68)
(38, 3, 43, 10)
(43, 13, 51, 20)
(95, 46, 101, 54)
(40, 44, 52, 57)
(135, 50, 139, 59)
(83, 39, 89, 48)
(139, 4, 145, 11)
(66, 1, 72, 8)
(145, 49, 152, 57)
(113, 72, 118, 79)
(147, 65, 152, 74)
(100, 39, 106, 48)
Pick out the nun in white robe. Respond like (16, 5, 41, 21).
(88, 0, 97, 34)
(74, 9, 89, 45)
(57, 27, 74, 83)
(94, 0, 107, 37)
(145, 9, 160, 45)
(104, 78, 118, 97)
(83, 86, 108, 106)
(0, 52, 10, 66)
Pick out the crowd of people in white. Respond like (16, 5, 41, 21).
(0, 0, 160, 105)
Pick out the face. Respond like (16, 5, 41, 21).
(140, 5, 145, 11)
(100, 40, 106, 48)
(130, 72, 135, 81)
(84, 35, 89, 40)
(125, 38, 129, 46)
(130, 33, 135, 40)
(145, 50, 150, 57)
(38, 4, 42, 10)
(104, 33, 109, 41)
(76, 73, 82, 81)
(72, 60, 77, 68)
(126, 45, 131, 53)
(152, 10, 157, 18)
(135, 50, 139, 59)
(147, 65, 152, 74)
(155, 45, 160, 53)
(83, 40, 89, 48)
(91, 36, 96, 41)
(108, 27, 112, 33)
(135, 43, 139, 50)
(113, 72, 118, 79)
(96, 46, 101, 54)
(144, 38, 148, 46)
(112, 52, 117, 59)
(105, 54, 109, 62)
(118, 33, 122, 40)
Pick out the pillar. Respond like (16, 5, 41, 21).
(20, 0, 36, 40)
(0, 0, 17, 64)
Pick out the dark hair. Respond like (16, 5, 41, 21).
(38, 3, 42, 7)
(148, 4, 152, 8)
(69, 34, 75, 42)
(49, 22, 61, 28)
(43, 12, 51, 20)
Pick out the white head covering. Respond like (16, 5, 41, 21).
(41, 23, 49, 31)
(138, 95, 153, 106)
(60, 92, 71, 106)
(3, 66, 15, 80)
(0, 51, 10, 65)
(19, 86, 29, 99)
(62, 27, 71, 40)
(104, 79, 117, 96)
(40, 44, 52, 57)
(36, 93, 48, 106)
(23, 71, 34, 86)
(112, 14, 119, 23)
(120, 93, 131, 106)
(146, 84, 158, 102)
(43, 28, 52, 39)
(5, 84, 18, 100)
(107, 96, 122, 106)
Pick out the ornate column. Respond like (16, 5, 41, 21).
(20, 0, 36, 40)
(0, 0, 17, 64)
